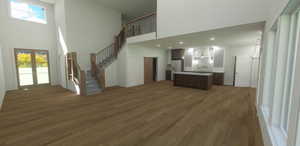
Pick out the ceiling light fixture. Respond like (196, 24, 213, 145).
(178, 41, 184, 45)
(210, 37, 215, 41)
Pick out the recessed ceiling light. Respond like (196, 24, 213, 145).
(156, 44, 161, 47)
(178, 41, 184, 45)
(210, 37, 215, 41)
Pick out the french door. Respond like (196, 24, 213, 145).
(14, 49, 51, 87)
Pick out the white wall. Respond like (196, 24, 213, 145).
(116, 44, 129, 87)
(104, 43, 168, 88)
(224, 45, 257, 85)
(0, 44, 7, 109)
(0, 0, 58, 90)
(126, 45, 168, 87)
(157, 0, 269, 39)
(64, 0, 121, 71)
(105, 61, 118, 87)
(55, 0, 68, 88)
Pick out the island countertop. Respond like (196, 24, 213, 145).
(174, 72, 213, 76)
(173, 72, 213, 90)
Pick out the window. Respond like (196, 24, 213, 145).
(10, 0, 47, 24)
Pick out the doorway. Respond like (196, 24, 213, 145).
(234, 56, 259, 87)
(14, 49, 51, 87)
(144, 57, 157, 84)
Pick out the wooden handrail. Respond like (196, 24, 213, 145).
(96, 44, 114, 55)
(79, 70, 86, 96)
(67, 52, 86, 96)
(126, 12, 156, 25)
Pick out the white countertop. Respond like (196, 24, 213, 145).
(174, 72, 213, 76)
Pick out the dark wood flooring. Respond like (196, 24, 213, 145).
(0, 81, 264, 146)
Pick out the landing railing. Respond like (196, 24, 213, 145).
(126, 12, 157, 37)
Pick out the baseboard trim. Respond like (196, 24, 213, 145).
(0, 91, 6, 111)
(224, 82, 233, 86)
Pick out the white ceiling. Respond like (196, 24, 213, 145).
(40, 0, 156, 19)
(40, 0, 56, 4)
(135, 22, 265, 49)
(96, 0, 156, 20)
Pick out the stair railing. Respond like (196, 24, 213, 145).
(67, 52, 86, 96)
(90, 28, 125, 89)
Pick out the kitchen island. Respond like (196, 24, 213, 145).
(174, 72, 213, 90)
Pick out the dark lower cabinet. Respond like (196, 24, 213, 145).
(166, 70, 172, 80)
(213, 73, 224, 85)
(174, 74, 213, 90)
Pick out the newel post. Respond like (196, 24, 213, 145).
(90, 53, 96, 77)
(80, 70, 87, 96)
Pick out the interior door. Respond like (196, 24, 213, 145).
(144, 57, 154, 84)
(15, 49, 50, 87)
(235, 56, 251, 87)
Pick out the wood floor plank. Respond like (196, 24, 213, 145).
(0, 81, 264, 146)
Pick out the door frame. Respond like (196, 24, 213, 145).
(144, 57, 158, 84)
(153, 57, 158, 81)
(234, 56, 251, 87)
(14, 48, 51, 88)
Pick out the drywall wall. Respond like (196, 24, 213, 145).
(126, 45, 168, 87)
(224, 45, 257, 85)
(0, 44, 6, 109)
(127, 32, 157, 44)
(105, 44, 129, 87)
(55, 0, 67, 88)
(0, 0, 58, 90)
(64, 0, 122, 71)
(157, 0, 269, 39)
(116, 44, 129, 87)
(105, 61, 118, 87)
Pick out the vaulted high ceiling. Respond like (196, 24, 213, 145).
(40, 0, 56, 4)
(96, 0, 156, 20)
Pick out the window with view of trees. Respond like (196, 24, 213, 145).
(10, 0, 47, 24)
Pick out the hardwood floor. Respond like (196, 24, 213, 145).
(0, 81, 264, 146)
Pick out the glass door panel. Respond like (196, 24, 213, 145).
(35, 51, 50, 84)
(16, 50, 34, 86)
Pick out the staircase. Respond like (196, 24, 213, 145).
(67, 13, 155, 96)
(85, 71, 102, 95)
(88, 12, 156, 95)
(90, 28, 126, 92)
